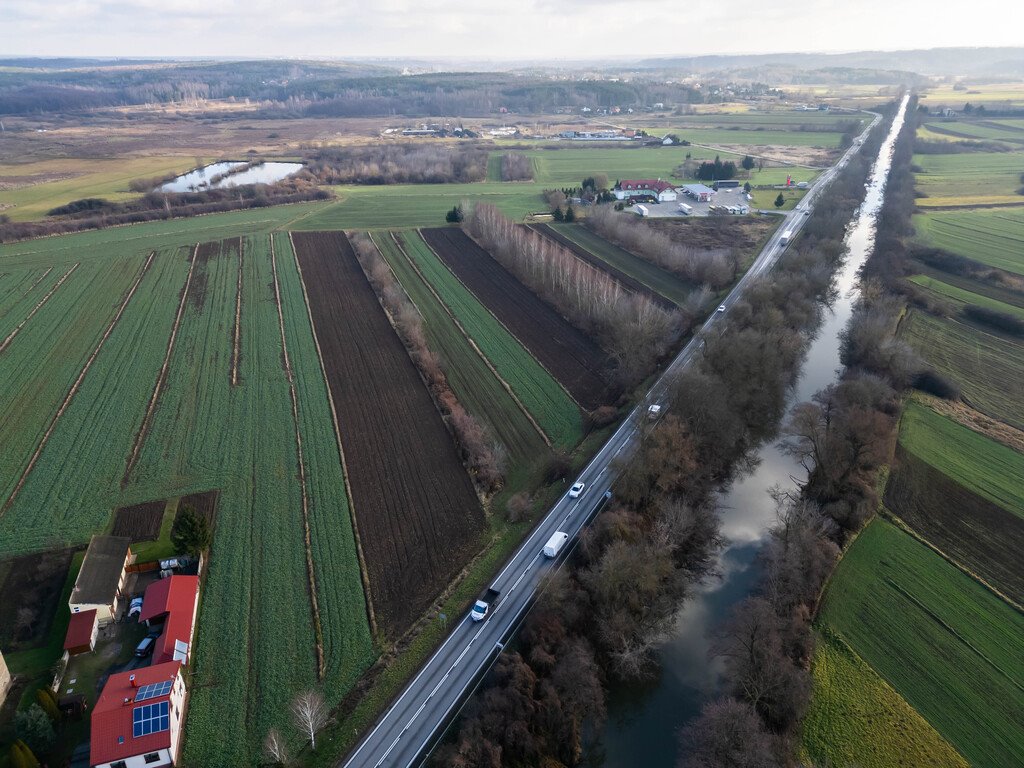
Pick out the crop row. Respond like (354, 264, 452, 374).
(395, 230, 583, 449)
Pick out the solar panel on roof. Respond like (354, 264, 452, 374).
(135, 679, 173, 702)
(132, 701, 170, 737)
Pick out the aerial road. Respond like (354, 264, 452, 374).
(340, 110, 882, 768)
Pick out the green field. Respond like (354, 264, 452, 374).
(667, 127, 848, 148)
(548, 222, 695, 305)
(922, 120, 1024, 145)
(818, 517, 1024, 768)
(913, 150, 1024, 206)
(394, 230, 583, 449)
(0, 156, 207, 222)
(803, 631, 969, 768)
(371, 230, 551, 464)
(902, 310, 1024, 429)
(913, 208, 1024, 274)
(899, 399, 1024, 519)
(908, 274, 1024, 320)
(0, 228, 373, 766)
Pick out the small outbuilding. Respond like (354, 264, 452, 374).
(69, 535, 134, 625)
(64, 608, 99, 655)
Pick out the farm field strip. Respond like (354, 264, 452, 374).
(548, 222, 695, 306)
(885, 445, 1024, 606)
(230, 237, 243, 386)
(421, 226, 611, 410)
(529, 223, 677, 310)
(0, 262, 78, 354)
(122, 243, 199, 486)
(0, 266, 52, 319)
(269, 234, 325, 678)
(394, 230, 583, 449)
(818, 518, 1024, 768)
(913, 209, 1024, 274)
(373, 230, 550, 462)
(803, 631, 969, 768)
(1, 252, 155, 516)
(0, 250, 190, 555)
(912, 150, 1024, 205)
(900, 399, 1024, 519)
(923, 120, 1024, 143)
(913, 262, 1024, 310)
(291, 230, 485, 636)
(907, 274, 1024, 320)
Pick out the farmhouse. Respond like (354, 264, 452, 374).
(90, 661, 187, 768)
(64, 608, 99, 656)
(614, 179, 678, 202)
(69, 536, 133, 625)
(681, 183, 715, 202)
(138, 576, 200, 666)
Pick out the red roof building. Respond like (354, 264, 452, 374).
(614, 179, 679, 202)
(138, 576, 199, 666)
(90, 661, 186, 768)
(64, 609, 98, 655)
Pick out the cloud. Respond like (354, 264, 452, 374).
(0, 0, 1019, 58)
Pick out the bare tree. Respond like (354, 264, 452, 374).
(291, 690, 328, 751)
(263, 728, 290, 765)
(678, 698, 781, 768)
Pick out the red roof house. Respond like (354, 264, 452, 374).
(138, 576, 199, 666)
(64, 609, 99, 656)
(90, 661, 186, 768)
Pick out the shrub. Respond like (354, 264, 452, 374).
(912, 369, 961, 400)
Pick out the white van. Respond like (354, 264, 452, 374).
(543, 532, 569, 558)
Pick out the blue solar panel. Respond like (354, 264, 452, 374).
(135, 680, 173, 702)
(133, 701, 169, 737)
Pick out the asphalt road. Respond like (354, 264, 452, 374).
(340, 110, 882, 768)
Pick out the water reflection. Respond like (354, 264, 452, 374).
(157, 161, 303, 192)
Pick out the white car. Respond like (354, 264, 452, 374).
(128, 597, 144, 618)
(717, 304, 726, 313)
(569, 482, 585, 499)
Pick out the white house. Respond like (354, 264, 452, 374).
(614, 179, 678, 202)
(91, 662, 187, 768)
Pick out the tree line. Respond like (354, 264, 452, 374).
(465, 204, 682, 387)
(303, 144, 489, 185)
(585, 205, 737, 289)
(349, 233, 504, 494)
(0, 179, 331, 244)
(499, 152, 533, 181)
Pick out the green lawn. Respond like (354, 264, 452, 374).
(803, 630, 969, 768)
(908, 274, 1024, 320)
(899, 399, 1024, 520)
(394, 230, 583, 450)
(548, 223, 695, 306)
(902, 311, 1024, 429)
(913, 208, 1024, 275)
(913, 150, 1024, 206)
(371, 230, 549, 464)
(818, 517, 1024, 768)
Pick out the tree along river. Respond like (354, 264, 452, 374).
(597, 94, 910, 767)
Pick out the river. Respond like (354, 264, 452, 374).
(597, 94, 910, 767)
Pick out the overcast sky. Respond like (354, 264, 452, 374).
(1, 0, 1020, 59)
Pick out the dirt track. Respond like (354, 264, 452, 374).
(421, 227, 611, 410)
(292, 231, 484, 636)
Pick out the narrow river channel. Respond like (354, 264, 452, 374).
(597, 93, 911, 767)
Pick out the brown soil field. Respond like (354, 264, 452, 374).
(643, 216, 776, 261)
(529, 223, 678, 311)
(111, 500, 166, 541)
(885, 445, 1024, 605)
(177, 490, 220, 530)
(421, 227, 612, 410)
(292, 230, 484, 636)
(0, 548, 74, 651)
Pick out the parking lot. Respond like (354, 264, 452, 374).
(623, 186, 758, 218)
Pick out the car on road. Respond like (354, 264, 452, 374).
(568, 482, 585, 498)
(470, 587, 500, 622)
(717, 304, 726, 313)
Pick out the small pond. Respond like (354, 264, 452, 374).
(157, 161, 303, 193)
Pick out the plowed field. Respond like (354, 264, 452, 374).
(421, 227, 611, 409)
(292, 230, 484, 636)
